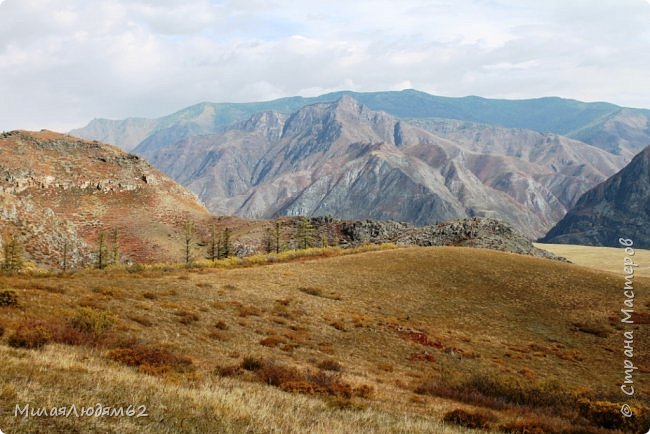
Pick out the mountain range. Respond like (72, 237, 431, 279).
(69, 90, 650, 244)
(94, 96, 627, 238)
(71, 89, 650, 159)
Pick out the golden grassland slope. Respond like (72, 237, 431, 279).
(0, 247, 648, 433)
(535, 243, 650, 278)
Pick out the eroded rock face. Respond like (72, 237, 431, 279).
(0, 130, 210, 268)
(135, 97, 625, 239)
(541, 145, 650, 248)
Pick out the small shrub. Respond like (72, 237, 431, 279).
(213, 365, 241, 377)
(408, 351, 436, 362)
(352, 384, 374, 399)
(317, 360, 343, 372)
(578, 399, 650, 431)
(280, 380, 316, 394)
(326, 397, 367, 411)
(126, 263, 145, 273)
(0, 323, 4, 337)
(68, 307, 115, 335)
(214, 320, 229, 330)
(175, 310, 199, 325)
(443, 409, 493, 429)
(260, 335, 284, 347)
(299, 287, 323, 297)
(499, 421, 550, 434)
(415, 373, 574, 412)
(0, 290, 18, 306)
(8, 320, 51, 349)
(51, 323, 98, 346)
(257, 360, 303, 387)
(142, 292, 156, 300)
(573, 322, 610, 338)
(108, 345, 194, 374)
(247, 358, 373, 399)
(238, 305, 261, 317)
(241, 356, 263, 371)
(128, 314, 153, 327)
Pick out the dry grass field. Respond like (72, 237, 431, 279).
(1, 246, 648, 433)
(535, 243, 650, 278)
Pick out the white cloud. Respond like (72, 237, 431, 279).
(0, 0, 649, 132)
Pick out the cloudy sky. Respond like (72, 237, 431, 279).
(1, 0, 650, 132)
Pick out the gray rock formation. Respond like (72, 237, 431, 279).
(336, 217, 567, 261)
(541, 145, 650, 248)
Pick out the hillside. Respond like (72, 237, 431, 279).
(535, 243, 650, 277)
(0, 247, 647, 432)
(541, 145, 650, 248)
(70, 89, 650, 158)
(134, 96, 624, 238)
(0, 130, 211, 268)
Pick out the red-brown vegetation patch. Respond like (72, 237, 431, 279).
(243, 358, 372, 399)
(390, 325, 443, 348)
(108, 345, 194, 375)
(408, 351, 436, 362)
(7, 319, 51, 349)
(442, 408, 494, 430)
(260, 335, 284, 347)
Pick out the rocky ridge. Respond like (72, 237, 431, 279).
(335, 217, 567, 261)
(0, 130, 211, 268)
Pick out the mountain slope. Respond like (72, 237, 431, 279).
(540, 145, 650, 248)
(136, 97, 625, 238)
(0, 130, 211, 268)
(70, 89, 650, 157)
(1, 247, 648, 432)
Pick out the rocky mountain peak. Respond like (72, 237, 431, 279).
(237, 111, 287, 141)
(541, 145, 650, 247)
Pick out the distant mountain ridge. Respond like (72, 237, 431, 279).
(133, 96, 626, 238)
(541, 145, 650, 248)
(71, 89, 650, 158)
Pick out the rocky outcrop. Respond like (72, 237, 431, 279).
(336, 217, 567, 260)
(0, 130, 211, 268)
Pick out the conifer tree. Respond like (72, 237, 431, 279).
(183, 221, 194, 264)
(262, 227, 273, 253)
(273, 220, 282, 253)
(207, 224, 218, 262)
(220, 227, 232, 258)
(96, 231, 108, 269)
(110, 228, 120, 265)
(296, 217, 315, 250)
(62, 239, 69, 272)
(2, 231, 23, 273)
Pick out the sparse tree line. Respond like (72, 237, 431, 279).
(0, 216, 342, 274)
(1, 230, 23, 273)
